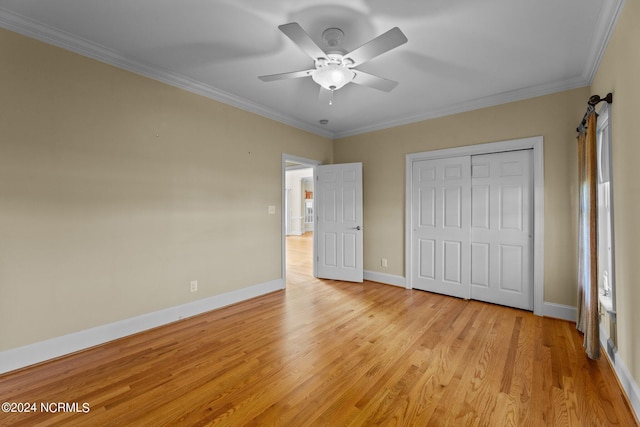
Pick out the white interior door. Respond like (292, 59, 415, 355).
(470, 150, 533, 309)
(411, 156, 471, 298)
(316, 163, 363, 282)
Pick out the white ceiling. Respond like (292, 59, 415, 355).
(0, 0, 623, 139)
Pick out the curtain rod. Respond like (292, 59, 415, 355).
(576, 92, 613, 133)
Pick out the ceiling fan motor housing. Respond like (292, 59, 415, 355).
(322, 28, 345, 48)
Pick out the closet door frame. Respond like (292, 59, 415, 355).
(405, 136, 544, 316)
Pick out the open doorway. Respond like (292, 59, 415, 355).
(285, 167, 314, 237)
(282, 154, 320, 284)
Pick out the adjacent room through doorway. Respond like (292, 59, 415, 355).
(282, 155, 319, 283)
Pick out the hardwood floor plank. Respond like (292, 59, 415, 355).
(0, 233, 637, 426)
(513, 312, 535, 426)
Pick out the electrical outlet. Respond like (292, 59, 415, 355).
(190, 280, 198, 293)
(381, 258, 388, 268)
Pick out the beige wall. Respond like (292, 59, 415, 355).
(591, 0, 640, 390)
(0, 28, 332, 351)
(334, 88, 589, 307)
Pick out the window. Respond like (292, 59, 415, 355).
(596, 103, 616, 314)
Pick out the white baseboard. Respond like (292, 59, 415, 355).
(614, 355, 640, 423)
(367, 277, 579, 323)
(600, 324, 640, 421)
(0, 278, 284, 375)
(364, 271, 406, 288)
(541, 302, 577, 321)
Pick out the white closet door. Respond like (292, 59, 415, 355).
(470, 150, 533, 310)
(411, 156, 471, 299)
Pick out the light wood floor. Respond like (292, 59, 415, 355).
(1, 233, 637, 426)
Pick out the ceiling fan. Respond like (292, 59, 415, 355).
(259, 22, 408, 104)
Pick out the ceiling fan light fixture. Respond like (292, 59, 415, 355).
(258, 22, 407, 98)
(312, 63, 355, 91)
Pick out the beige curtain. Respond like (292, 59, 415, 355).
(576, 110, 600, 360)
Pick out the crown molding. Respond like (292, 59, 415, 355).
(582, 0, 625, 83)
(333, 76, 589, 139)
(354, 0, 625, 143)
(1, 1, 623, 141)
(0, 7, 335, 139)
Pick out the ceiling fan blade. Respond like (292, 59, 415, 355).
(344, 27, 407, 67)
(352, 71, 399, 92)
(278, 22, 327, 61)
(318, 87, 333, 105)
(258, 69, 314, 82)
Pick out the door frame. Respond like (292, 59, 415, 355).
(282, 154, 322, 283)
(405, 136, 544, 316)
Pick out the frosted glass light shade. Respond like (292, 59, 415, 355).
(312, 64, 355, 91)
